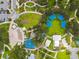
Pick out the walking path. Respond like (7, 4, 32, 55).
(1, 44, 11, 59)
(69, 9, 79, 24)
(24, 1, 46, 8)
(17, 0, 46, 9)
(0, 21, 10, 25)
(19, 11, 43, 16)
(39, 50, 57, 59)
(64, 0, 70, 9)
(54, 0, 59, 8)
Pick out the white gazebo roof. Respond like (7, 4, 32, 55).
(52, 35, 61, 47)
(45, 40, 51, 47)
(52, 35, 61, 41)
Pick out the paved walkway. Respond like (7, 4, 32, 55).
(1, 44, 11, 59)
(19, 11, 42, 16)
(64, 0, 70, 8)
(0, 21, 10, 25)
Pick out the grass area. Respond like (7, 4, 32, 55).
(25, 7, 36, 11)
(3, 51, 10, 59)
(47, 19, 65, 36)
(48, 39, 54, 50)
(32, 39, 43, 48)
(48, 0, 55, 8)
(57, 50, 70, 59)
(36, 49, 56, 59)
(65, 35, 70, 44)
(34, 50, 44, 59)
(0, 54, 1, 58)
(0, 23, 10, 45)
(15, 5, 24, 13)
(19, 0, 26, 5)
(16, 13, 42, 29)
(37, 7, 48, 13)
(26, 2, 34, 6)
(69, 12, 75, 18)
(71, 41, 77, 47)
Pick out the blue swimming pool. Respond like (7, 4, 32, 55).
(49, 14, 56, 21)
(46, 20, 52, 27)
(46, 14, 66, 28)
(24, 38, 36, 49)
(58, 14, 64, 21)
(61, 21, 66, 28)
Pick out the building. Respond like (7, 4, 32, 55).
(52, 35, 61, 47)
(28, 54, 35, 59)
(45, 39, 51, 47)
(9, 24, 25, 47)
(0, 0, 10, 22)
(11, 0, 19, 10)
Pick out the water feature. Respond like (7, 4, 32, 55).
(49, 14, 56, 21)
(46, 20, 52, 27)
(24, 38, 36, 49)
(58, 14, 64, 21)
(61, 21, 66, 28)
(46, 14, 66, 28)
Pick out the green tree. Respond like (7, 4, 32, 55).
(0, 23, 9, 49)
(37, 0, 48, 5)
(9, 45, 27, 59)
(69, 0, 79, 11)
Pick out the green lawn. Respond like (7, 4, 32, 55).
(16, 5, 24, 13)
(48, 0, 55, 8)
(35, 51, 41, 59)
(16, 13, 42, 29)
(25, 7, 36, 11)
(0, 23, 10, 46)
(26, 2, 34, 6)
(0, 54, 1, 58)
(47, 19, 65, 36)
(3, 51, 10, 59)
(48, 39, 54, 50)
(57, 50, 70, 59)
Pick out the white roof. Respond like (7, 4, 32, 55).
(28, 54, 35, 59)
(62, 38, 68, 47)
(53, 35, 61, 41)
(54, 41, 59, 47)
(45, 40, 51, 47)
(0, 2, 9, 10)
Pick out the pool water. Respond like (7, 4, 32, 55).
(24, 38, 36, 49)
(57, 14, 64, 21)
(49, 14, 56, 21)
(46, 14, 66, 28)
(61, 21, 66, 28)
(46, 20, 52, 27)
